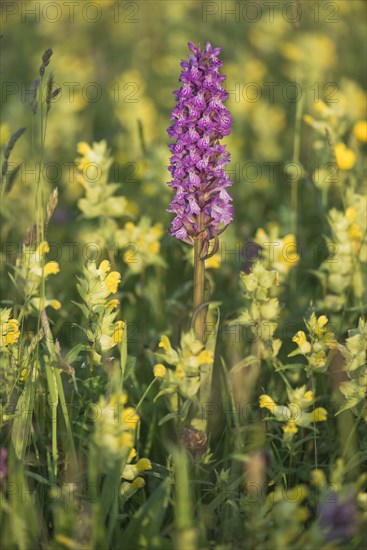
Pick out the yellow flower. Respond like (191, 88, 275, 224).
(158, 335, 171, 352)
(281, 42, 302, 61)
(304, 391, 313, 401)
(4, 319, 20, 345)
(175, 363, 185, 378)
(353, 120, 367, 142)
(313, 100, 328, 115)
(310, 407, 327, 422)
(196, 349, 214, 366)
(153, 363, 167, 378)
(120, 431, 134, 448)
(121, 407, 140, 430)
(43, 261, 60, 276)
(77, 141, 91, 157)
(132, 477, 145, 490)
(303, 114, 316, 127)
(295, 507, 309, 522)
(345, 206, 357, 223)
(259, 394, 276, 413)
(292, 331, 311, 354)
(120, 393, 128, 406)
(315, 315, 328, 337)
(348, 222, 362, 242)
(317, 315, 328, 328)
(136, 458, 152, 472)
(311, 469, 327, 489)
(334, 143, 356, 171)
(205, 254, 221, 269)
(345, 207, 363, 246)
(280, 234, 299, 267)
(113, 320, 126, 343)
(148, 241, 160, 254)
(128, 448, 137, 462)
(121, 458, 151, 481)
(283, 420, 298, 434)
(99, 259, 111, 273)
(109, 392, 128, 409)
(49, 300, 61, 310)
(107, 299, 119, 309)
(285, 484, 308, 503)
(36, 241, 50, 257)
(152, 224, 163, 238)
(124, 221, 135, 232)
(20, 368, 29, 381)
(105, 271, 121, 294)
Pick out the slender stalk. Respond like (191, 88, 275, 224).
(290, 85, 304, 240)
(311, 375, 318, 470)
(193, 237, 206, 342)
(135, 378, 158, 412)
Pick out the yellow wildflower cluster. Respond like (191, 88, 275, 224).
(116, 217, 165, 274)
(77, 260, 125, 360)
(154, 331, 214, 407)
(75, 142, 165, 277)
(93, 392, 151, 492)
(319, 198, 366, 312)
(254, 224, 299, 281)
(259, 385, 327, 441)
(0, 309, 20, 349)
(304, 99, 365, 188)
(338, 318, 367, 421)
(305, 96, 365, 142)
(15, 241, 61, 312)
(76, 140, 128, 218)
(289, 313, 336, 373)
(233, 262, 281, 360)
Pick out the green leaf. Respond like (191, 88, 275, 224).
(11, 376, 35, 459)
(200, 304, 220, 425)
(122, 477, 171, 548)
(65, 343, 86, 364)
(158, 411, 184, 426)
(344, 451, 367, 474)
(231, 355, 257, 373)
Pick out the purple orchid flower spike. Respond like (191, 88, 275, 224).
(167, 42, 233, 258)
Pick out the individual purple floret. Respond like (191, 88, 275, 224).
(167, 42, 233, 247)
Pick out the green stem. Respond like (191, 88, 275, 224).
(290, 88, 304, 240)
(135, 378, 158, 412)
(193, 238, 206, 342)
(311, 375, 318, 470)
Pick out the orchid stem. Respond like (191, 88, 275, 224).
(193, 238, 206, 343)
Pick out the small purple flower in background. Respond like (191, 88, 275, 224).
(0, 447, 8, 482)
(167, 42, 233, 254)
(319, 492, 361, 544)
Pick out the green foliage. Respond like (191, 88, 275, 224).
(1, 2, 367, 549)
